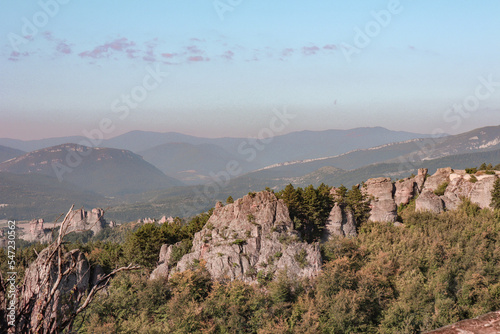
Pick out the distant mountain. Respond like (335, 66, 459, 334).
(0, 145, 25, 163)
(0, 144, 183, 196)
(138, 142, 241, 184)
(0, 127, 434, 175)
(0, 172, 108, 221)
(244, 125, 500, 180)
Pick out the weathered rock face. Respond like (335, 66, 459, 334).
(426, 309, 500, 333)
(416, 190, 445, 213)
(21, 218, 53, 243)
(394, 178, 417, 206)
(164, 192, 322, 283)
(66, 208, 106, 235)
(150, 242, 179, 280)
(470, 175, 497, 209)
(364, 177, 398, 223)
(18, 247, 91, 332)
(322, 204, 357, 240)
(422, 167, 452, 192)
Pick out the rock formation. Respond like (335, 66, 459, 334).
(415, 190, 445, 213)
(22, 219, 53, 243)
(153, 191, 322, 283)
(363, 177, 398, 223)
(66, 208, 106, 235)
(17, 247, 91, 332)
(426, 309, 500, 333)
(322, 203, 357, 240)
(159, 216, 174, 224)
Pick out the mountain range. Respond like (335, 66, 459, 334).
(1, 125, 499, 221)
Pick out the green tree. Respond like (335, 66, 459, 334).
(491, 178, 500, 210)
(226, 196, 234, 204)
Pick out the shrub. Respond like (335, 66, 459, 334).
(294, 249, 308, 268)
(434, 182, 449, 196)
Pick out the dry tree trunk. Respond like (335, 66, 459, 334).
(5, 206, 140, 334)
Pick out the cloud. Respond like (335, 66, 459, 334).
(302, 45, 320, 55)
(190, 38, 205, 42)
(221, 50, 234, 60)
(323, 44, 337, 50)
(56, 41, 72, 54)
(185, 45, 204, 55)
(187, 56, 209, 62)
(143, 38, 158, 62)
(78, 37, 136, 58)
(282, 48, 294, 57)
(161, 53, 178, 58)
(8, 51, 32, 61)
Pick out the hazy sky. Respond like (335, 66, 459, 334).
(1, 1, 499, 140)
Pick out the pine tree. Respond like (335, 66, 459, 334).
(491, 178, 500, 210)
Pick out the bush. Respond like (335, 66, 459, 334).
(434, 182, 449, 196)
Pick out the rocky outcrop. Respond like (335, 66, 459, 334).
(158, 192, 322, 283)
(421, 167, 452, 192)
(415, 190, 445, 213)
(18, 247, 91, 332)
(364, 177, 398, 223)
(322, 204, 357, 240)
(21, 219, 53, 243)
(150, 242, 179, 280)
(394, 178, 418, 206)
(159, 216, 174, 224)
(425, 309, 500, 333)
(470, 175, 497, 209)
(66, 208, 106, 235)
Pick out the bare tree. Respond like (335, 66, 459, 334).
(9, 206, 139, 334)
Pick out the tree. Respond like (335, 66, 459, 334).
(491, 178, 500, 210)
(13, 206, 139, 333)
(226, 196, 234, 204)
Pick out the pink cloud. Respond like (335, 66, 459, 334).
(186, 45, 203, 54)
(409, 45, 416, 51)
(190, 38, 205, 42)
(8, 51, 31, 61)
(56, 41, 72, 54)
(187, 56, 209, 62)
(282, 48, 294, 57)
(78, 37, 136, 58)
(161, 53, 177, 58)
(302, 45, 320, 55)
(42, 31, 54, 41)
(126, 48, 139, 59)
(323, 44, 337, 50)
(221, 50, 234, 60)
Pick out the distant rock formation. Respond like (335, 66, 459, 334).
(66, 208, 106, 235)
(159, 216, 174, 224)
(363, 177, 398, 223)
(321, 203, 357, 240)
(152, 191, 322, 282)
(138, 217, 155, 224)
(22, 219, 53, 243)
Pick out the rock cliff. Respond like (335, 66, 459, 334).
(66, 208, 106, 235)
(153, 191, 322, 283)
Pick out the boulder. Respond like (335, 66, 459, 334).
(322, 204, 357, 240)
(415, 168, 428, 192)
(426, 309, 500, 333)
(470, 175, 497, 209)
(415, 190, 444, 213)
(422, 168, 452, 192)
(150, 242, 180, 280)
(173, 191, 322, 282)
(364, 177, 397, 222)
(394, 178, 417, 206)
(18, 247, 91, 332)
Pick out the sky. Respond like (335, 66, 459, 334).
(1, 0, 500, 140)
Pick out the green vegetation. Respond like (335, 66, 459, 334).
(491, 178, 500, 210)
(226, 196, 234, 204)
(434, 181, 449, 196)
(65, 201, 500, 333)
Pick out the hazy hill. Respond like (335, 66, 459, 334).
(0, 144, 25, 163)
(138, 142, 242, 184)
(0, 172, 108, 220)
(0, 144, 183, 196)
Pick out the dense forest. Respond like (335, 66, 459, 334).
(2, 172, 500, 333)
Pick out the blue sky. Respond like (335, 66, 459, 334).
(1, 0, 499, 140)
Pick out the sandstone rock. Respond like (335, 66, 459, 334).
(394, 178, 417, 206)
(470, 175, 497, 209)
(173, 191, 322, 283)
(415, 190, 444, 213)
(422, 168, 452, 192)
(426, 309, 500, 333)
(322, 204, 357, 240)
(364, 177, 398, 222)
(66, 208, 106, 235)
(415, 168, 428, 192)
(22, 218, 53, 243)
(159, 216, 174, 224)
(18, 247, 91, 332)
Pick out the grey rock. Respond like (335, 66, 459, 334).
(173, 191, 322, 282)
(22, 218, 53, 243)
(66, 208, 106, 235)
(364, 177, 397, 222)
(394, 178, 417, 206)
(470, 175, 497, 209)
(422, 167, 452, 192)
(415, 168, 428, 192)
(18, 247, 91, 332)
(322, 204, 357, 240)
(415, 190, 444, 213)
